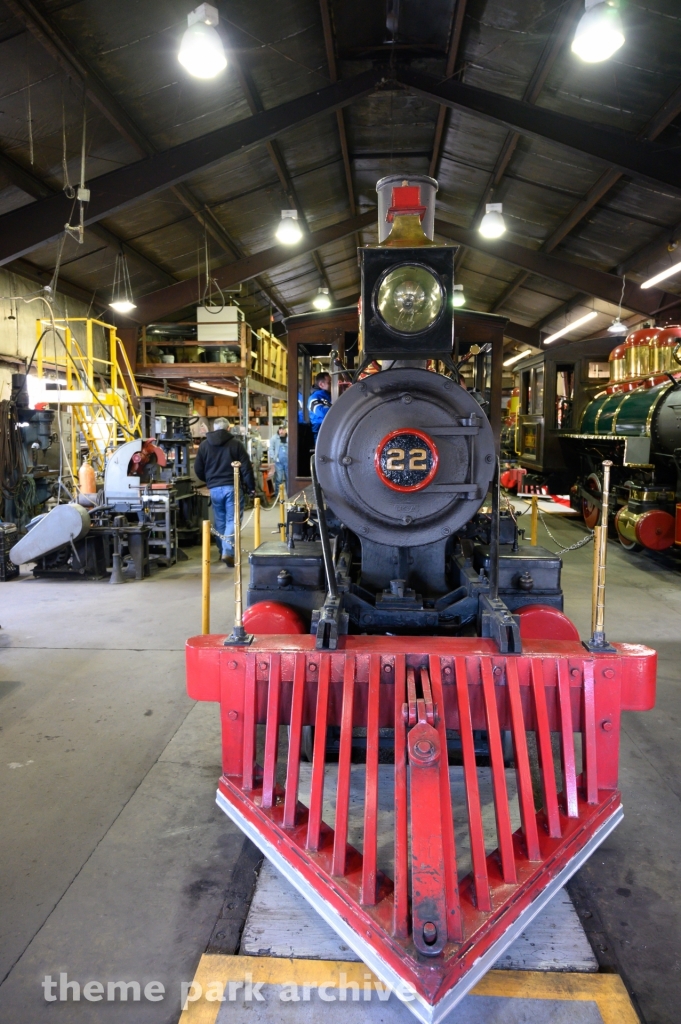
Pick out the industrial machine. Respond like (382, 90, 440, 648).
(187, 176, 657, 1023)
(139, 394, 208, 548)
(514, 326, 681, 554)
(0, 373, 57, 526)
(10, 436, 175, 579)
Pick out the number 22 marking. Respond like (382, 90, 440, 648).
(385, 447, 428, 471)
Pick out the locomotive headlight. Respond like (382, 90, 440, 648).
(376, 264, 444, 334)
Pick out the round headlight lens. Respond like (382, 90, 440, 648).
(376, 264, 444, 334)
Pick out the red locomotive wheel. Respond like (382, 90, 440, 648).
(582, 472, 602, 529)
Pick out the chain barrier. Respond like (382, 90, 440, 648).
(209, 508, 255, 545)
(511, 497, 594, 555)
(538, 509, 594, 554)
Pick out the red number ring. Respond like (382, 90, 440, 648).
(374, 428, 439, 493)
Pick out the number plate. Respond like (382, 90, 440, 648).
(374, 429, 439, 492)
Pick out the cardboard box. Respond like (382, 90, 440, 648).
(193, 398, 207, 417)
(207, 406, 219, 417)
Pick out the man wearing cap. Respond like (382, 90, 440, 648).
(194, 418, 255, 566)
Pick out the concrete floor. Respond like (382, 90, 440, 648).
(0, 506, 678, 1024)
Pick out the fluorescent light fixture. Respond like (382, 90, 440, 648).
(640, 258, 681, 290)
(178, 4, 227, 79)
(275, 210, 303, 245)
(479, 203, 506, 239)
(188, 380, 238, 397)
(543, 310, 598, 345)
(503, 348, 533, 367)
(312, 287, 331, 311)
(572, 0, 624, 63)
(607, 318, 628, 334)
(452, 284, 466, 307)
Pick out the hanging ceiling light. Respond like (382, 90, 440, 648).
(178, 4, 227, 80)
(479, 202, 506, 239)
(544, 310, 598, 345)
(608, 273, 628, 333)
(275, 210, 303, 245)
(452, 283, 466, 308)
(571, 1, 624, 63)
(109, 252, 136, 314)
(312, 287, 331, 311)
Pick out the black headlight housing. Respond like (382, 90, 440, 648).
(360, 246, 455, 360)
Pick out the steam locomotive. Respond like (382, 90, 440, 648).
(186, 177, 656, 1018)
(514, 326, 681, 554)
(244, 175, 571, 652)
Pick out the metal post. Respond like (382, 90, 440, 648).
(310, 457, 339, 602)
(530, 495, 538, 546)
(224, 461, 253, 645)
(253, 497, 261, 549)
(490, 335, 503, 456)
(585, 460, 615, 652)
(590, 526, 601, 636)
(489, 458, 500, 601)
(278, 482, 286, 541)
(202, 519, 211, 634)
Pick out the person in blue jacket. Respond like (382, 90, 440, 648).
(308, 372, 332, 440)
(269, 424, 288, 493)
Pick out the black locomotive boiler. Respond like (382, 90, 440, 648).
(245, 175, 570, 652)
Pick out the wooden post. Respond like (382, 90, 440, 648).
(530, 495, 538, 546)
(253, 497, 261, 549)
(201, 519, 211, 634)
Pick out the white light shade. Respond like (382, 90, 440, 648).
(452, 284, 465, 307)
(312, 287, 331, 311)
(571, 1, 624, 63)
(607, 318, 628, 334)
(640, 258, 681, 289)
(479, 203, 506, 239)
(544, 310, 598, 344)
(110, 251, 136, 314)
(178, 18, 227, 79)
(276, 210, 303, 245)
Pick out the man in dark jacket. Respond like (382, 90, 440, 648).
(194, 419, 255, 566)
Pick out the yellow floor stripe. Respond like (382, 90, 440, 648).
(179, 954, 639, 1024)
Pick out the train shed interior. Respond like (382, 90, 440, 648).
(0, 2, 680, 1024)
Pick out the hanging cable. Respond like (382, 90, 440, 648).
(64, 86, 89, 245)
(201, 228, 226, 313)
(61, 81, 75, 199)
(26, 37, 34, 167)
